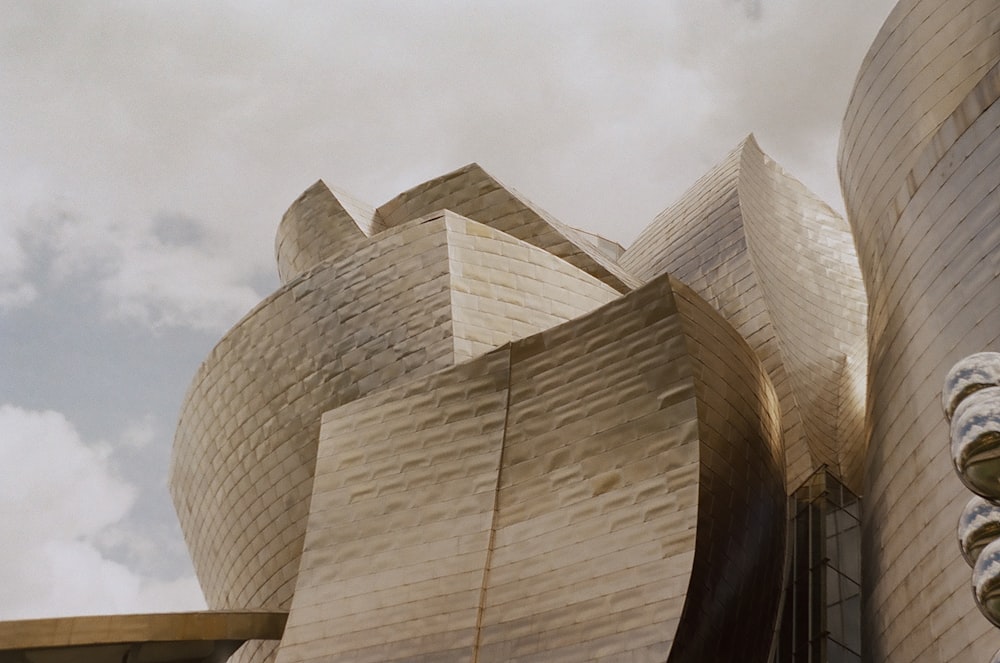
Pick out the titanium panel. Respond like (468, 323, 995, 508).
(442, 213, 620, 362)
(171, 212, 620, 663)
(269, 274, 786, 662)
(841, 24, 1000, 658)
(275, 351, 511, 663)
(274, 180, 375, 284)
(619, 137, 867, 492)
(376, 163, 639, 292)
(477, 275, 701, 662)
(667, 277, 786, 662)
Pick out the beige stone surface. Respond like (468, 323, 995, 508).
(840, 3, 1000, 655)
(618, 135, 867, 492)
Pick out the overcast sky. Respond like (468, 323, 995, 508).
(0, 0, 896, 619)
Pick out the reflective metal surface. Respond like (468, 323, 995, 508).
(975, 538, 1000, 628)
(839, 0, 1000, 657)
(943, 352, 1000, 421)
(618, 136, 867, 493)
(175, 165, 795, 663)
(271, 274, 786, 663)
(952, 388, 1000, 500)
(960, 496, 1000, 567)
(171, 205, 621, 663)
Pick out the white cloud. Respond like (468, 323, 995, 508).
(0, 217, 38, 311)
(0, 405, 204, 619)
(10, 204, 263, 332)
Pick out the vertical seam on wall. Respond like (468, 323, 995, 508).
(472, 346, 512, 663)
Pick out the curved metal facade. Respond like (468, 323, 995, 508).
(619, 136, 867, 492)
(170, 210, 622, 662)
(274, 274, 785, 663)
(839, 1, 1000, 659)
(169, 7, 1000, 649)
(172, 160, 800, 662)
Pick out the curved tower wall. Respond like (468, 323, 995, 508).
(839, 1, 1000, 659)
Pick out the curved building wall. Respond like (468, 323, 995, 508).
(478, 276, 703, 662)
(618, 137, 867, 492)
(171, 210, 620, 663)
(839, 0, 1000, 297)
(172, 219, 459, 613)
(840, 50, 1000, 661)
(442, 213, 620, 362)
(274, 180, 381, 284)
(271, 274, 785, 662)
(667, 277, 786, 662)
(735, 139, 868, 490)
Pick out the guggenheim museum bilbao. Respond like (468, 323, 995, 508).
(3, 1, 1000, 662)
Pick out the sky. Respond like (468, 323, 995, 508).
(0, 0, 897, 619)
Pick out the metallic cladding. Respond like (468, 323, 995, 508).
(668, 277, 786, 662)
(618, 136, 867, 493)
(274, 180, 375, 284)
(270, 273, 786, 662)
(839, 0, 1000, 658)
(171, 213, 620, 663)
(376, 163, 639, 292)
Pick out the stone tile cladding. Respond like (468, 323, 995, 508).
(840, 1, 1000, 654)
(272, 274, 786, 662)
(618, 136, 867, 493)
(171, 213, 618, 663)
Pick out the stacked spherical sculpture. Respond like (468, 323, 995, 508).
(944, 352, 1000, 655)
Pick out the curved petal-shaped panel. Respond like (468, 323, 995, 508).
(376, 163, 638, 292)
(275, 180, 378, 284)
(619, 136, 867, 492)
